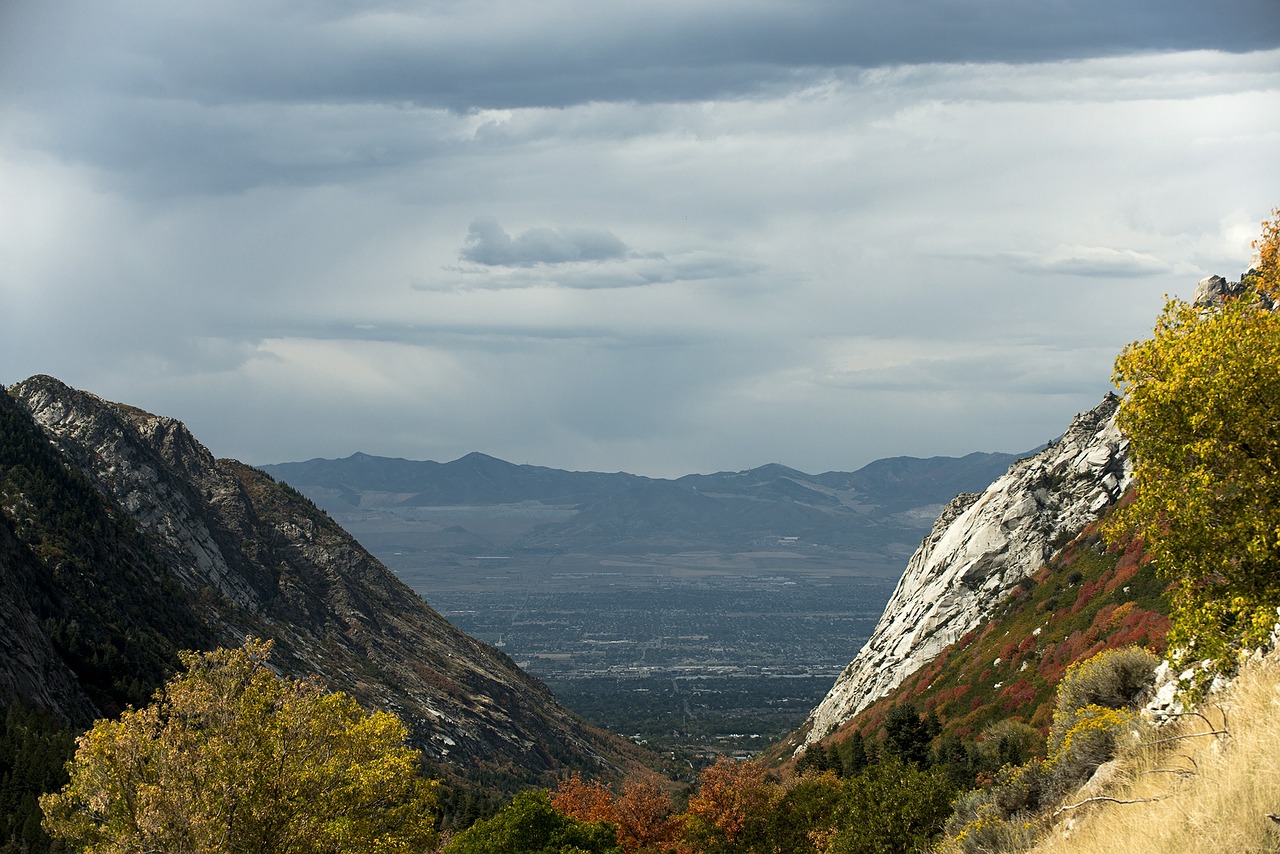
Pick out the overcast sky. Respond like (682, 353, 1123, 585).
(2, 1, 1278, 477)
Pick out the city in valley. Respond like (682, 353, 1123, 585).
(360, 530, 896, 766)
(262, 450, 1019, 767)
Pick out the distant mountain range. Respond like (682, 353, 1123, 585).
(261, 449, 1030, 561)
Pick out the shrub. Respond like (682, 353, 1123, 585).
(1054, 646, 1158, 719)
(989, 760, 1051, 819)
(1045, 704, 1139, 800)
(828, 757, 955, 854)
(939, 785, 1039, 854)
(444, 790, 621, 854)
(976, 720, 1044, 770)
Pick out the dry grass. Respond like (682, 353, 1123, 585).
(1031, 651, 1280, 854)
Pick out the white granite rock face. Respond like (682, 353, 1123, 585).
(801, 394, 1130, 747)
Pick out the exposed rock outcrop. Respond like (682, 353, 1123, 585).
(1193, 271, 1274, 309)
(800, 394, 1130, 747)
(2, 376, 637, 777)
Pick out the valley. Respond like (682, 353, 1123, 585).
(319, 509, 905, 765)
(259, 449, 1025, 766)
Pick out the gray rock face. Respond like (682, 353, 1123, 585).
(1193, 271, 1274, 310)
(5, 375, 631, 775)
(800, 394, 1130, 747)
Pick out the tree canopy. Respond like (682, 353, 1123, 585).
(1109, 210, 1280, 675)
(40, 639, 438, 853)
(443, 789, 621, 854)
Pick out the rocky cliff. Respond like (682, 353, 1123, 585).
(1, 375, 636, 777)
(799, 393, 1130, 747)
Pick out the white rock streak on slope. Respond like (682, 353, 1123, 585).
(802, 394, 1130, 748)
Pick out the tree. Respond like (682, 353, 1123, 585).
(828, 757, 955, 854)
(1248, 207, 1280, 298)
(881, 703, 938, 767)
(835, 730, 869, 778)
(551, 772, 616, 825)
(444, 789, 621, 854)
(763, 772, 843, 854)
(40, 639, 438, 853)
(1109, 211, 1280, 676)
(683, 757, 779, 849)
(610, 775, 680, 853)
(551, 771, 679, 853)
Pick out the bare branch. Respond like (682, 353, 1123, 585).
(1054, 794, 1171, 816)
(1140, 728, 1229, 748)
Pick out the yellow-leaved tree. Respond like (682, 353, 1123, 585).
(1109, 210, 1280, 679)
(40, 639, 438, 853)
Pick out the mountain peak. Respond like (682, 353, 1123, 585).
(454, 451, 511, 466)
(3, 378, 640, 778)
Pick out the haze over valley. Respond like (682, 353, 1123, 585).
(262, 449, 1022, 758)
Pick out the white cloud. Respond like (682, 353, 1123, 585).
(1006, 246, 1172, 278)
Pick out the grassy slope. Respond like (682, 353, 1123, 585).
(1032, 649, 1280, 853)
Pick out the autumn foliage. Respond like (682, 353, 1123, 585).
(1109, 209, 1280, 675)
(684, 758, 778, 846)
(552, 771, 682, 852)
(40, 640, 438, 853)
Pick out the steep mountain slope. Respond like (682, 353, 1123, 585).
(770, 516, 1168, 763)
(1, 376, 639, 778)
(0, 386, 212, 727)
(798, 394, 1130, 747)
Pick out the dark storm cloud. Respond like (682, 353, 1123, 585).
(4, 1, 1276, 114)
(3, 0, 1275, 198)
(210, 1, 1265, 109)
(459, 217, 629, 266)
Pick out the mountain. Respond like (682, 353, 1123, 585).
(768, 510, 1168, 762)
(263, 451, 644, 509)
(261, 449, 1025, 559)
(0, 376, 640, 779)
(796, 393, 1131, 748)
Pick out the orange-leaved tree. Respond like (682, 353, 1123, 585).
(683, 758, 779, 849)
(613, 775, 681, 852)
(552, 772, 617, 825)
(552, 771, 681, 852)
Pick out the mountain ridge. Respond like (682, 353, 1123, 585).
(1, 375, 642, 779)
(797, 393, 1130, 748)
(261, 448, 1027, 559)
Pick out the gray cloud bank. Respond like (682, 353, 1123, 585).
(1, 1, 1278, 476)
(3, 1, 1275, 111)
(460, 217, 630, 266)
